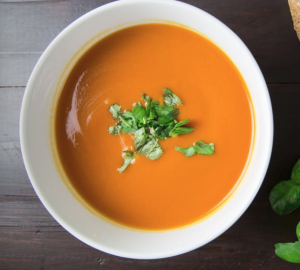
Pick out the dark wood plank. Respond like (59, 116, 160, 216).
(0, 87, 35, 196)
(0, 202, 299, 270)
(0, 196, 59, 227)
(1, 0, 300, 86)
(0, 53, 40, 87)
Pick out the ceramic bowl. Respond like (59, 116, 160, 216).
(20, 0, 273, 259)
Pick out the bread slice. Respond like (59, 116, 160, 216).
(288, 0, 300, 41)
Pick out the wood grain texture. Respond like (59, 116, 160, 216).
(1, 0, 300, 269)
(1, 0, 300, 85)
(0, 87, 35, 196)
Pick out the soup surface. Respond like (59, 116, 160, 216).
(55, 24, 253, 230)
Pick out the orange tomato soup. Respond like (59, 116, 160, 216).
(55, 24, 253, 230)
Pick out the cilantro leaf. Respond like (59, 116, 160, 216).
(123, 110, 137, 128)
(157, 116, 175, 125)
(174, 119, 190, 127)
(155, 105, 180, 118)
(175, 141, 214, 157)
(154, 126, 173, 140)
(136, 136, 163, 160)
(133, 106, 147, 124)
(149, 100, 159, 119)
(175, 146, 197, 157)
(118, 150, 135, 173)
(169, 126, 194, 136)
(194, 141, 214, 155)
(109, 104, 122, 120)
(134, 127, 148, 151)
(108, 125, 121, 135)
(163, 88, 183, 106)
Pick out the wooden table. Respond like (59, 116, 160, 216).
(1, 0, 300, 269)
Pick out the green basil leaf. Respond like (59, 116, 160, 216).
(175, 119, 190, 127)
(123, 110, 137, 129)
(175, 146, 197, 157)
(157, 116, 175, 125)
(163, 88, 183, 106)
(136, 137, 163, 160)
(140, 93, 152, 118)
(275, 241, 300, 263)
(147, 100, 159, 119)
(291, 159, 300, 184)
(108, 125, 121, 135)
(151, 100, 159, 106)
(155, 105, 180, 118)
(155, 134, 167, 140)
(109, 104, 122, 120)
(296, 222, 300, 241)
(122, 150, 133, 154)
(118, 150, 135, 173)
(134, 127, 148, 150)
(123, 110, 134, 119)
(118, 116, 136, 134)
(169, 126, 194, 136)
(121, 127, 137, 134)
(154, 125, 174, 139)
(269, 180, 300, 215)
(194, 141, 214, 155)
(133, 106, 146, 122)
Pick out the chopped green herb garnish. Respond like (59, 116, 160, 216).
(174, 146, 197, 157)
(155, 105, 180, 118)
(163, 87, 183, 106)
(133, 106, 146, 123)
(194, 141, 215, 155)
(175, 141, 215, 157)
(109, 104, 122, 120)
(136, 136, 163, 160)
(169, 126, 194, 137)
(108, 88, 214, 172)
(108, 125, 121, 135)
(134, 127, 148, 151)
(118, 150, 135, 173)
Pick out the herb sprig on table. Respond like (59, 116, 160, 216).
(269, 159, 300, 263)
(108, 88, 214, 173)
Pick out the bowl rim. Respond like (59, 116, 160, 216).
(20, 0, 274, 259)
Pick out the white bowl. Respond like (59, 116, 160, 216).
(20, 0, 273, 259)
